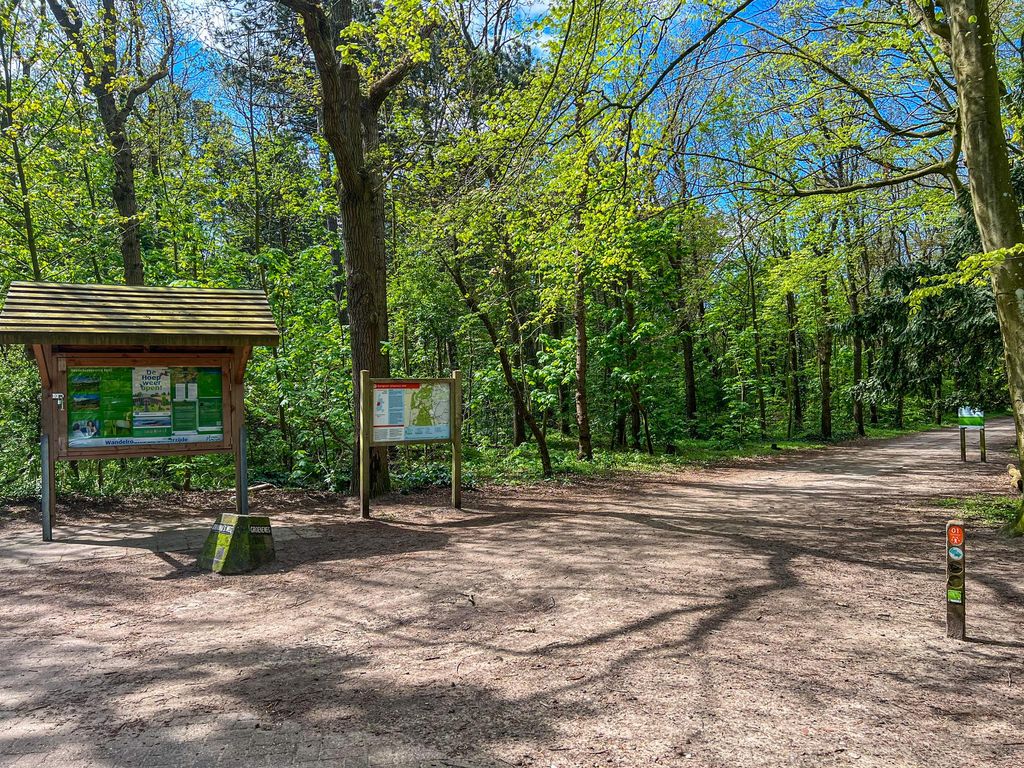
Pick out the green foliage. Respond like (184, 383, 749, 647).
(0, 0, 1017, 502)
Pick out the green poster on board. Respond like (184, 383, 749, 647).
(67, 365, 224, 448)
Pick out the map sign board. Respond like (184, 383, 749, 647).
(67, 366, 224, 448)
(372, 380, 451, 444)
(360, 371, 462, 518)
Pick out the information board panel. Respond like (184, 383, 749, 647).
(372, 380, 451, 443)
(958, 407, 984, 430)
(67, 366, 224, 448)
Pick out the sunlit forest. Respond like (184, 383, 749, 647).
(1, 0, 1019, 498)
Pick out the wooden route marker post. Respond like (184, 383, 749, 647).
(946, 520, 966, 640)
(0, 282, 279, 542)
(359, 369, 462, 518)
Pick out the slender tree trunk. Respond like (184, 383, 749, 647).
(818, 275, 833, 439)
(681, 315, 698, 434)
(574, 263, 593, 459)
(847, 265, 865, 436)
(785, 292, 803, 432)
(747, 260, 768, 436)
(450, 264, 552, 477)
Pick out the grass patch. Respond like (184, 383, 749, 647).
(937, 494, 1022, 530)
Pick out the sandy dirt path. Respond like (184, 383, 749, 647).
(1, 421, 1022, 767)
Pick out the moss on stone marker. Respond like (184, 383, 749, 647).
(198, 513, 276, 574)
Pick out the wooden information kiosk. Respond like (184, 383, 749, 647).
(0, 282, 280, 541)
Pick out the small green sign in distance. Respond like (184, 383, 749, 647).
(957, 407, 984, 429)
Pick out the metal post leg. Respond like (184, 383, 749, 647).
(236, 425, 249, 515)
(41, 435, 52, 542)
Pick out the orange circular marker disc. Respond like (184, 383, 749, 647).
(948, 526, 964, 546)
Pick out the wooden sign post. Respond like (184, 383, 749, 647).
(946, 520, 966, 640)
(359, 369, 462, 518)
(958, 406, 986, 462)
(0, 282, 280, 542)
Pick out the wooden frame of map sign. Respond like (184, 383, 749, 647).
(359, 370, 462, 518)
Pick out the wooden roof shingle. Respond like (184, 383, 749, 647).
(0, 282, 280, 347)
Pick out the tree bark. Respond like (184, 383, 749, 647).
(574, 262, 594, 459)
(785, 292, 803, 433)
(818, 274, 833, 439)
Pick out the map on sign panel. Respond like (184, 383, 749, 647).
(373, 381, 451, 443)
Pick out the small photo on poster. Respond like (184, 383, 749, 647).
(69, 418, 101, 445)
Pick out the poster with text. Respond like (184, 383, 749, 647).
(372, 381, 451, 443)
(68, 366, 224, 448)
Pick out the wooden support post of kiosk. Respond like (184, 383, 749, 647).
(452, 370, 462, 509)
(232, 347, 250, 515)
(960, 427, 967, 462)
(979, 428, 987, 463)
(359, 369, 372, 519)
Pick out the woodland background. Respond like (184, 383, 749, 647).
(0, 0, 1014, 498)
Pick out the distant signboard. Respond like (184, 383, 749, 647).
(372, 380, 451, 443)
(958, 407, 984, 430)
(67, 366, 224, 448)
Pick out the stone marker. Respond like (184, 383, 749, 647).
(198, 513, 275, 574)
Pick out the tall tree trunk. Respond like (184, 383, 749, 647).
(574, 263, 593, 460)
(624, 283, 641, 451)
(747, 259, 768, 436)
(681, 315, 698, 435)
(46, 0, 171, 286)
(847, 263, 865, 436)
(277, 0, 428, 496)
(785, 292, 803, 433)
(916, 0, 1024, 530)
(818, 274, 833, 439)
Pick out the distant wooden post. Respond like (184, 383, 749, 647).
(452, 370, 462, 509)
(359, 369, 372, 519)
(960, 428, 967, 462)
(946, 520, 966, 640)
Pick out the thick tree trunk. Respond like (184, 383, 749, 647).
(574, 264, 593, 460)
(107, 124, 144, 285)
(943, 0, 1024, 532)
(342, 181, 391, 494)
